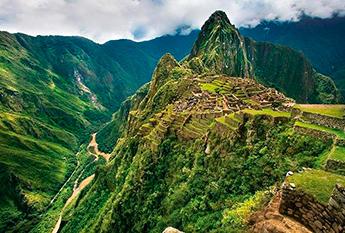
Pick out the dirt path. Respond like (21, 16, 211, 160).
(52, 174, 94, 233)
(87, 133, 111, 162)
(65, 174, 95, 208)
(250, 191, 311, 233)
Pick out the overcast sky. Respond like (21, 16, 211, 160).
(0, 0, 344, 43)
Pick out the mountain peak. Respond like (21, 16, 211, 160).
(203, 10, 233, 29)
(188, 11, 253, 78)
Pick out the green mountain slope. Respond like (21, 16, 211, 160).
(97, 12, 341, 154)
(56, 11, 344, 233)
(0, 30, 197, 232)
(240, 16, 345, 99)
(188, 11, 340, 103)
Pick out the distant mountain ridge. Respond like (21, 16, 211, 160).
(240, 16, 345, 98)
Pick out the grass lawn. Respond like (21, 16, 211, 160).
(328, 146, 345, 162)
(295, 121, 345, 139)
(287, 169, 345, 204)
(242, 109, 291, 118)
(294, 104, 345, 119)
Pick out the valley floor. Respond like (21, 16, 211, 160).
(32, 133, 109, 233)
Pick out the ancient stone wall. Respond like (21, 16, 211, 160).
(335, 138, 345, 147)
(291, 108, 301, 119)
(294, 126, 335, 142)
(280, 183, 345, 233)
(326, 159, 345, 171)
(302, 112, 345, 131)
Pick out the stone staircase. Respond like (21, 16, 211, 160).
(251, 191, 312, 233)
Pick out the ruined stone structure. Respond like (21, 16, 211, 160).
(280, 183, 345, 233)
(293, 125, 335, 142)
(302, 112, 345, 131)
(326, 159, 345, 172)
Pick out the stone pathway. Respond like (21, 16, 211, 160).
(250, 191, 312, 233)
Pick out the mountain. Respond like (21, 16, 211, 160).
(240, 16, 345, 98)
(189, 11, 340, 104)
(50, 11, 345, 233)
(0, 31, 197, 232)
(96, 12, 340, 153)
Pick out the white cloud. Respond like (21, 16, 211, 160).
(0, 0, 344, 43)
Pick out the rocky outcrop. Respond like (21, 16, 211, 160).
(280, 183, 345, 233)
(188, 11, 338, 103)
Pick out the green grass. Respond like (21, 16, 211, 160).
(295, 104, 345, 119)
(215, 116, 233, 128)
(200, 82, 219, 93)
(328, 146, 345, 162)
(242, 109, 291, 118)
(287, 169, 345, 204)
(295, 121, 345, 139)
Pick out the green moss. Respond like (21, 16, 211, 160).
(222, 189, 272, 230)
(200, 83, 219, 93)
(287, 169, 345, 204)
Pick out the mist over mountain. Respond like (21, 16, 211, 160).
(241, 16, 345, 98)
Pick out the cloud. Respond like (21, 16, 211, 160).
(0, 0, 344, 43)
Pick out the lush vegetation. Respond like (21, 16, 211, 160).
(59, 114, 328, 233)
(241, 16, 345, 99)
(1, 9, 344, 233)
(329, 146, 345, 162)
(287, 169, 345, 204)
(0, 29, 197, 232)
(48, 11, 344, 233)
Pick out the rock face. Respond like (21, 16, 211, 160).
(188, 11, 340, 103)
(280, 183, 345, 233)
(162, 227, 184, 233)
(189, 11, 253, 78)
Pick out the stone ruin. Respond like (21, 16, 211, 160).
(280, 182, 345, 233)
